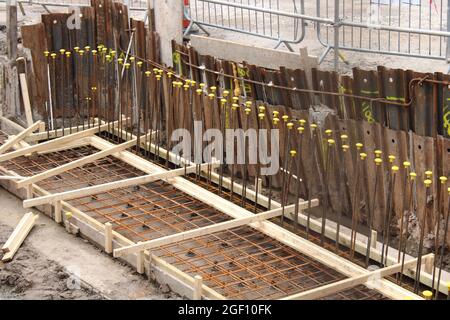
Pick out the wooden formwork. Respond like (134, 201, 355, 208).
(0, 120, 432, 300)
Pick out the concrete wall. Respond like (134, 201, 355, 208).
(189, 35, 318, 71)
(154, 0, 183, 67)
(189, 35, 318, 89)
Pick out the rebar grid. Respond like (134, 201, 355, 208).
(0, 141, 387, 300)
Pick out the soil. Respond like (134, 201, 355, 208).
(0, 223, 103, 299)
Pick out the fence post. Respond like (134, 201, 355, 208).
(333, 0, 340, 71)
(446, 0, 450, 62)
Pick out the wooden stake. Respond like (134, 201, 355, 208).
(193, 275, 203, 300)
(136, 243, 144, 274)
(54, 200, 62, 223)
(105, 222, 113, 254)
(371, 230, 378, 249)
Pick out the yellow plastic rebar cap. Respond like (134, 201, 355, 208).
(290, 150, 297, 157)
(374, 158, 382, 165)
(422, 290, 432, 299)
(424, 179, 432, 187)
(388, 155, 396, 162)
(403, 161, 411, 168)
(356, 142, 363, 149)
(439, 176, 448, 183)
(287, 122, 294, 129)
(410, 172, 417, 180)
(392, 165, 399, 172)
(360, 153, 367, 160)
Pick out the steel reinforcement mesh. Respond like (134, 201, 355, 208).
(0, 136, 387, 300)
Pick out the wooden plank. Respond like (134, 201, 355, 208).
(19, 73, 34, 127)
(16, 135, 142, 189)
(1, 212, 34, 253)
(0, 121, 41, 155)
(282, 254, 433, 300)
(1, 213, 39, 262)
(24, 163, 217, 208)
(25, 120, 101, 142)
(114, 202, 303, 257)
(0, 119, 123, 163)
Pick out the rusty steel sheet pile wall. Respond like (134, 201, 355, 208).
(171, 42, 450, 263)
(16, 0, 450, 298)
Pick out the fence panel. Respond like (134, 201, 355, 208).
(315, 0, 450, 60)
(186, 0, 306, 50)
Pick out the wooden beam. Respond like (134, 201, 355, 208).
(0, 116, 26, 134)
(17, 136, 142, 189)
(114, 202, 302, 257)
(1, 212, 33, 253)
(19, 73, 33, 127)
(90, 135, 419, 300)
(0, 120, 41, 155)
(281, 254, 434, 300)
(0, 119, 124, 163)
(1, 212, 39, 262)
(25, 121, 100, 143)
(23, 163, 217, 208)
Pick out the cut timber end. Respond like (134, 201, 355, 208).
(1, 212, 38, 262)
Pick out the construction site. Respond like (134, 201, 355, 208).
(0, 0, 449, 303)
